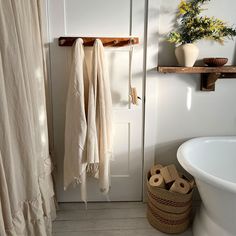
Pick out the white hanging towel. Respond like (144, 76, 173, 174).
(64, 38, 89, 202)
(87, 39, 113, 194)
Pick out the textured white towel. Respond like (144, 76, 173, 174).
(64, 38, 113, 202)
(64, 38, 89, 202)
(87, 39, 113, 194)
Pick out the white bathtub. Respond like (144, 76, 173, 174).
(177, 137, 236, 236)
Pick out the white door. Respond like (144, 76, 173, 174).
(48, 0, 145, 201)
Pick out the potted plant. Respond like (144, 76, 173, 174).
(168, 0, 236, 67)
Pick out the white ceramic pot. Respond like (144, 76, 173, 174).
(175, 43, 199, 67)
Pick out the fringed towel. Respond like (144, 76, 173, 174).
(64, 38, 113, 202)
(87, 39, 113, 194)
(64, 38, 89, 202)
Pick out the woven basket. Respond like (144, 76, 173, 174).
(146, 171, 193, 234)
(147, 207, 190, 234)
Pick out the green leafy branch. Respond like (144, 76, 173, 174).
(168, 0, 236, 44)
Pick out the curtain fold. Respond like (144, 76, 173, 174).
(0, 0, 56, 235)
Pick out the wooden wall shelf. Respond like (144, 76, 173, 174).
(157, 66, 236, 91)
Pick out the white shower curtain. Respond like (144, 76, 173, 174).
(0, 0, 56, 235)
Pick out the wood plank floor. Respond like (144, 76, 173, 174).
(53, 202, 193, 236)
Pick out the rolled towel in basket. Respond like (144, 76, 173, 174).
(150, 164, 163, 176)
(160, 164, 179, 184)
(170, 178, 190, 194)
(149, 174, 166, 189)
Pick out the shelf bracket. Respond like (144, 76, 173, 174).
(201, 72, 236, 91)
(201, 72, 221, 91)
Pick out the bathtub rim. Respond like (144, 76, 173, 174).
(177, 136, 236, 194)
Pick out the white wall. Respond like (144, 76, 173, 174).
(153, 0, 236, 170)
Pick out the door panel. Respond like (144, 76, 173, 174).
(48, 0, 144, 201)
(107, 51, 130, 108)
(112, 123, 130, 176)
(65, 0, 130, 36)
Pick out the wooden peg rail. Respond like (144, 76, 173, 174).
(157, 66, 236, 91)
(58, 37, 139, 47)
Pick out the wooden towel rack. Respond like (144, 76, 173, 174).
(58, 37, 139, 47)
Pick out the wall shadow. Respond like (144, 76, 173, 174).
(155, 139, 201, 201)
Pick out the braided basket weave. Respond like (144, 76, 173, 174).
(146, 171, 193, 234)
